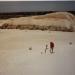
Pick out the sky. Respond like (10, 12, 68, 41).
(0, 0, 75, 1)
(0, 1, 75, 13)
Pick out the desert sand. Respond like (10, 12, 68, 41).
(0, 29, 75, 75)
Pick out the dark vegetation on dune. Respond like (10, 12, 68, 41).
(0, 11, 53, 19)
(0, 11, 74, 19)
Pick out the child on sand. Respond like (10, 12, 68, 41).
(45, 44, 48, 53)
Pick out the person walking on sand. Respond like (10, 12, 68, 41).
(50, 42, 54, 53)
(45, 44, 48, 53)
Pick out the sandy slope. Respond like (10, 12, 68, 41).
(0, 29, 75, 75)
(0, 12, 75, 31)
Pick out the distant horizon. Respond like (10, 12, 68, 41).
(0, 1, 75, 13)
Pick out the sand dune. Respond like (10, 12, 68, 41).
(0, 12, 75, 31)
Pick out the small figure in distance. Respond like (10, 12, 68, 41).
(29, 47, 32, 50)
(45, 44, 48, 54)
(50, 42, 54, 54)
(41, 52, 43, 55)
(69, 42, 72, 45)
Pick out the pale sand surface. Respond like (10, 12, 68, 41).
(0, 29, 75, 75)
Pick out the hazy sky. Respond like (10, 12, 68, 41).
(0, 1, 75, 13)
(0, 0, 75, 1)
